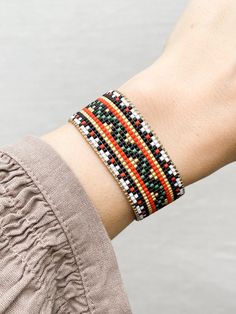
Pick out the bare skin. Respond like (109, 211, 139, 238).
(41, 0, 236, 239)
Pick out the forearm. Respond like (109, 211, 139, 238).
(40, 66, 234, 240)
(40, 1, 236, 240)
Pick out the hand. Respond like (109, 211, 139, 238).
(119, 0, 236, 186)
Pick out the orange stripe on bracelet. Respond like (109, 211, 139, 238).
(80, 109, 152, 215)
(98, 96, 173, 206)
(101, 95, 174, 201)
(83, 107, 157, 212)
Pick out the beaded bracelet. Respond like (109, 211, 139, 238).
(68, 90, 185, 221)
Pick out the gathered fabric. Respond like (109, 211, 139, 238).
(0, 135, 132, 314)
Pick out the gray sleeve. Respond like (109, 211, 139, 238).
(0, 135, 132, 314)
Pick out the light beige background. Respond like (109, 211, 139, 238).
(0, 1, 235, 313)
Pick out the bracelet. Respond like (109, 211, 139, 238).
(68, 90, 185, 221)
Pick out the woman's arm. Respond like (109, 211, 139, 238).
(41, 0, 236, 239)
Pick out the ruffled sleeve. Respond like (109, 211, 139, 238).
(0, 135, 132, 314)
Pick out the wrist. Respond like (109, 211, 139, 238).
(118, 56, 234, 186)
